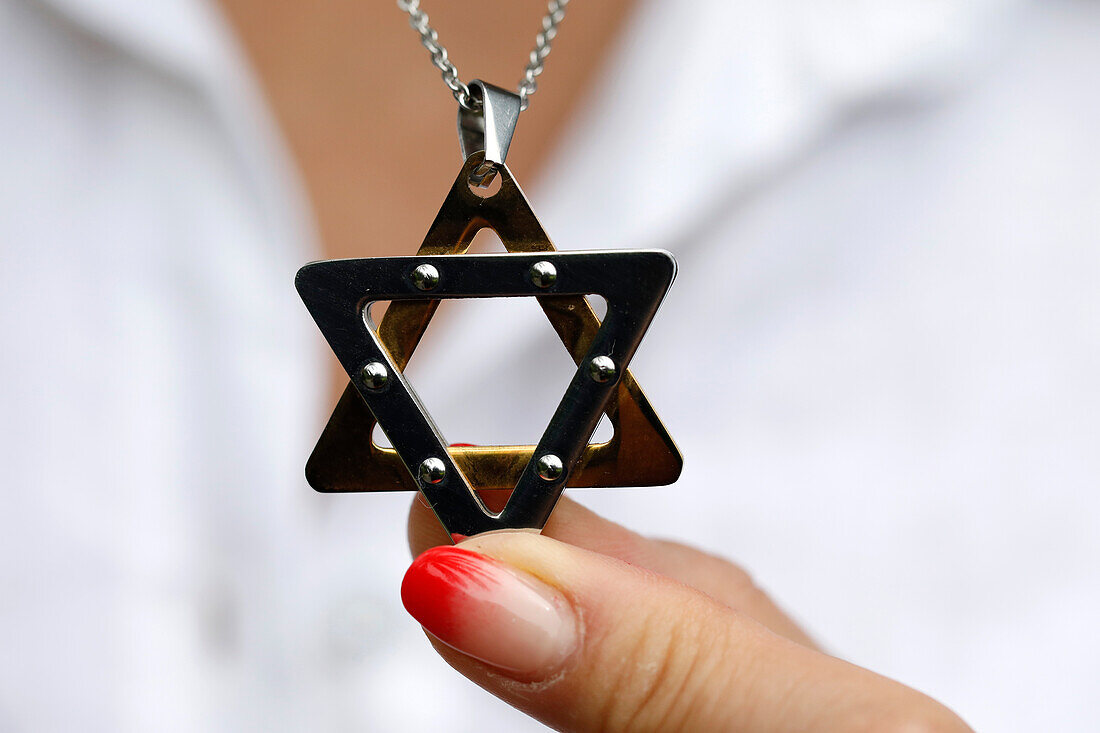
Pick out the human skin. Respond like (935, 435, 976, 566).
(405, 493, 974, 732)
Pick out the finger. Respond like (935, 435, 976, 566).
(409, 492, 815, 647)
(401, 532, 971, 733)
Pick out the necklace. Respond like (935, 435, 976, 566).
(397, 0, 568, 113)
(295, 1, 682, 537)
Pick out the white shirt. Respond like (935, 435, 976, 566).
(2, 0, 1098, 730)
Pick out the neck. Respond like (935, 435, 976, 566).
(218, 0, 636, 260)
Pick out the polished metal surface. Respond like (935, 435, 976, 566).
(396, 0, 569, 112)
(360, 362, 389, 390)
(587, 355, 617, 384)
(458, 81, 522, 187)
(297, 247, 676, 536)
(418, 457, 447, 485)
(300, 153, 682, 509)
(515, 0, 570, 111)
(529, 260, 557, 289)
(410, 263, 441, 291)
(536, 454, 564, 481)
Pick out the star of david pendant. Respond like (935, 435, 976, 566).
(295, 82, 681, 537)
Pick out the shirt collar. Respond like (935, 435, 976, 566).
(31, 0, 320, 266)
(532, 0, 1023, 255)
(31, 0, 236, 87)
(35, 0, 1022, 262)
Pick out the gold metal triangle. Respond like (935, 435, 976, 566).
(304, 153, 682, 493)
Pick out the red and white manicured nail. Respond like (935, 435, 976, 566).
(401, 546, 578, 676)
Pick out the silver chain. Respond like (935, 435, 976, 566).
(396, 0, 569, 112)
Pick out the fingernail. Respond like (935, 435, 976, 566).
(401, 546, 578, 676)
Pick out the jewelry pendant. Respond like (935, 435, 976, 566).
(296, 82, 682, 537)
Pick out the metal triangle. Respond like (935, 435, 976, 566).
(297, 250, 676, 536)
(302, 153, 682, 501)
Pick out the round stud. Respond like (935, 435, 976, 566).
(587, 355, 617, 384)
(411, 263, 440, 291)
(536, 453, 564, 481)
(529, 260, 557, 289)
(359, 361, 389, 390)
(417, 457, 447, 484)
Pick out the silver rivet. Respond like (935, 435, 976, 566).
(536, 454, 564, 481)
(360, 361, 388, 390)
(411, 263, 440, 291)
(587, 355, 617, 383)
(529, 261, 557, 288)
(417, 457, 446, 484)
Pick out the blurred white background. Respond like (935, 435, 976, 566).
(1, 0, 1098, 730)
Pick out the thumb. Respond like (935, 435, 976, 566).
(401, 532, 970, 732)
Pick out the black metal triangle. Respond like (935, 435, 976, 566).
(305, 154, 682, 495)
(296, 250, 676, 536)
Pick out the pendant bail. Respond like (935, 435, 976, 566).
(457, 80, 522, 187)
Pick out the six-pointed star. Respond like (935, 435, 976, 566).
(295, 154, 682, 536)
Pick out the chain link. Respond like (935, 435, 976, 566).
(396, 0, 570, 112)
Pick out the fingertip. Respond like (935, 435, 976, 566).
(401, 544, 579, 678)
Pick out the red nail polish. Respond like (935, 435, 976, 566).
(400, 546, 577, 674)
(401, 546, 488, 640)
